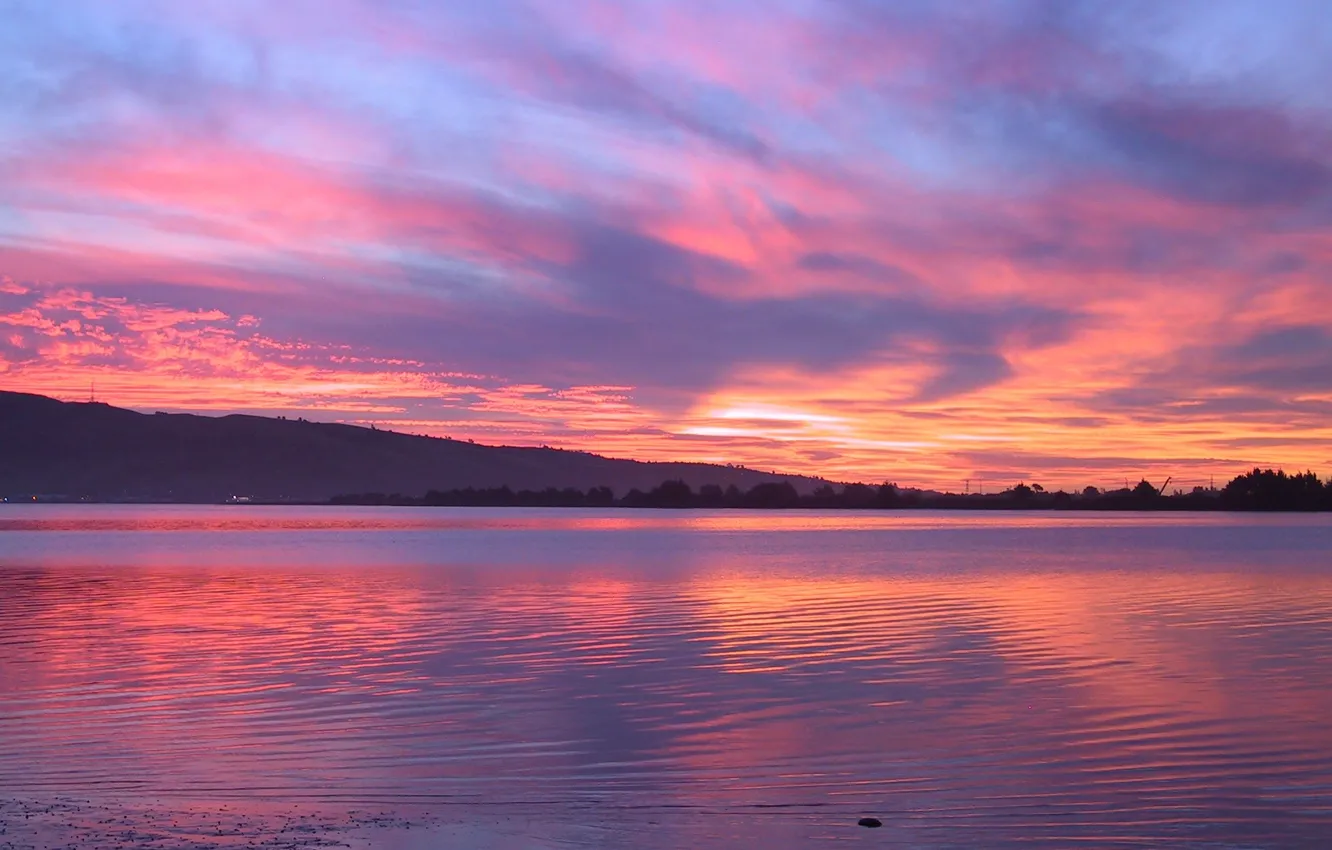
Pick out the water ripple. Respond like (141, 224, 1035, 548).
(2, 506, 1332, 847)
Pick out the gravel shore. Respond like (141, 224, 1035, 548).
(0, 797, 572, 850)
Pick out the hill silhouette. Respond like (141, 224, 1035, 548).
(0, 391, 827, 503)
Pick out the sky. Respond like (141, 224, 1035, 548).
(2, 0, 1331, 491)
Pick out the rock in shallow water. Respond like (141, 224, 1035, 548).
(858, 817, 883, 828)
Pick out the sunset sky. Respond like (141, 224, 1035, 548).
(3, 0, 1331, 490)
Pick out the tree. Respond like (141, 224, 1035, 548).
(809, 484, 839, 508)
(646, 479, 694, 508)
(840, 482, 876, 508)
(1222, 468, 1326, 511)
(697, 484, 725, 507)
(1132, 479, 1160, 499)
(743, 481, 800, 509)
(876, 482, 900, 508)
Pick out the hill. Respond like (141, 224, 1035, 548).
(0, 391, 828, 503)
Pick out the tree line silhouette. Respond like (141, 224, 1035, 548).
(330, 468, 1332, 511)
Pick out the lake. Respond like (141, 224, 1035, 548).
(2, 506, 1331, 848)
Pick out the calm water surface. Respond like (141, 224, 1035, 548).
(2, 506, 1331, 848)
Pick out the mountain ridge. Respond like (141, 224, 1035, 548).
(0, 391, 830, 502)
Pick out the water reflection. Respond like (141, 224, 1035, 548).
(2, 507, 1331, 847)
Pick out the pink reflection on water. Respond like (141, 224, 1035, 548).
(2, 507, 1332, 846)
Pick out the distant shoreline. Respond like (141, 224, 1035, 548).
(323, 469, 1331, 512)
(4, 500, 1328, 513)
(6, 469, 1330, 512)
